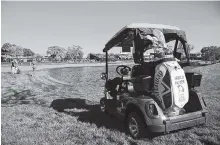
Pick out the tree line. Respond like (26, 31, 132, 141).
(200, 46, 220, 62)
(46, 45, 84, 61)
(1, 43, 35, 57)
(1, 42, 220, 63)
(1, 43, 84, 62)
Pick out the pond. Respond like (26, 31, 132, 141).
(48, 65, 123, 102)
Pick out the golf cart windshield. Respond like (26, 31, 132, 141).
(103, 23, 189, 64)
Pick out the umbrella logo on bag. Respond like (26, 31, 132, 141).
(177, 85, 184, 93)
(177, 85, 185, 102)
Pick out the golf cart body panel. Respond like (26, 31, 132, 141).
(147, 89, 208, 133)
(148, 110, 207, 133)
(102, 89, 208, 133)
(119, 95, 165, 125)
(100, 23, 207, 137)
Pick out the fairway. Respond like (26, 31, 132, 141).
(1, 63, 220, 145)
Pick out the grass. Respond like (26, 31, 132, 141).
(1, 63, 220, 145)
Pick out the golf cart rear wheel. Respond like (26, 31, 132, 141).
(100, 98, 107, 113)
(126, 112, 146, 139)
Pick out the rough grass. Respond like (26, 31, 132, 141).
(1, 64, 220, 145)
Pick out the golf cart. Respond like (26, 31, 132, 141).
(100, 23, 208, 139)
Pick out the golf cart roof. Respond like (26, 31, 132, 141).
(103, 23, 187, 52)
(119, 23, 181, 30)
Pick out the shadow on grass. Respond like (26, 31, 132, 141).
(50, 98, 205, 139)
(1, 89, 47, 107)
(50, 98, 125, 133)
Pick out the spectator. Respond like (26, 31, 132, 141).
(32, 61, 36, 72)
(11, 60, 16, 74)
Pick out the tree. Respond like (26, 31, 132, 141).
(188, 44, 194, 52)
(34, 54, 43, 62)
(87, 53, 100, 61)
(23, 48, 35, 57)
(15, 46, 24, 57)
(1, 43, 12, 55)
(201, 46, 220, 62)
(2, 43, 35, 57)
(1, 43, 35, 63)
(1, 43, 25, 57)
(1, 43, 12, 62)
(108, 53, 117, 61)
(46, 46, 67, 61)
(66, 45, 84, 60)
(1, 43, 17, 56)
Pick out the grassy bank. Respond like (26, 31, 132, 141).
(1, 64, 220, 145)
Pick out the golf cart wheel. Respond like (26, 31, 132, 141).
(100, 98, 107, 113)
(126, 112, 146, 139)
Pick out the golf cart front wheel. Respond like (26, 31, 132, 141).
(126, 112, 146, 139)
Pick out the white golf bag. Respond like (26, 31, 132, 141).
(153, 60, 189, 116)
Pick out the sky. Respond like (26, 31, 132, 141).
(1, 1, 220, 56)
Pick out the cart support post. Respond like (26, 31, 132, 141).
(105, 51, 108, 80)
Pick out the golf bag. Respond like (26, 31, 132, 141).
(153, 60, 189, 116)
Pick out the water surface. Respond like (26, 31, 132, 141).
(48, 65, 121, 102)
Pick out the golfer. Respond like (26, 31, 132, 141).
(11, 60, 16, 74)
(32, 61, 36, 72)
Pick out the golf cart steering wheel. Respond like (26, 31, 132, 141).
(116, 65, 131, 76)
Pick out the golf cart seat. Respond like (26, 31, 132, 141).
(131, 76, 152, 92)
(130, 65, 152, 93)
(131, 62, 157, 77)
(105, 77, 122, 98)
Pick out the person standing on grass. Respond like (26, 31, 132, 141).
(11, 60, 16, 74)
(15, 65, 20, 74)
(11, 59, 20, 74)
(32, 61, 36, 72)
